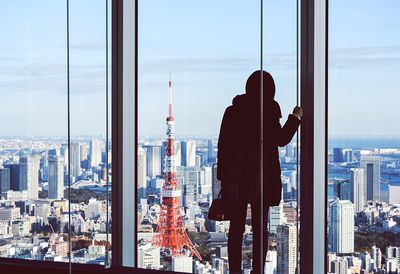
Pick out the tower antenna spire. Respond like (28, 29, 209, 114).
(168, 71, 173, 117)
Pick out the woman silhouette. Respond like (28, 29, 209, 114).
(217, 70, 302, 274)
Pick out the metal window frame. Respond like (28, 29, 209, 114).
(299, 0, 328, 273)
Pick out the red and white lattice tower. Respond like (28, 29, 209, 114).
(151, 73, 202, 261)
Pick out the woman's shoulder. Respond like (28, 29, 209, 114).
(267, 99, 282, 118)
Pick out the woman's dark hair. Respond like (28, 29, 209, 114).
(245, 70, 275, 99)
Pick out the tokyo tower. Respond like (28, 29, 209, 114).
(151, 73, 202, 261)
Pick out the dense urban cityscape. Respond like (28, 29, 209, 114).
(1, 135, 400, 273)
(0, 137, 111, 264)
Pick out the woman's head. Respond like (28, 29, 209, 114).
(245, 70, 275, 99)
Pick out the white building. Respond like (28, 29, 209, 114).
(48, 154, 64, 200)
(181, 141, 196, 167)
(171, 255, 192, 273)
(350, 168, 364, 213)
(371, 245, 382, 270)
(19, 155, 40, 200)
(90, 140, 103, 168)
(265, 250, 277, 274)
(388, 185, 400, 205)
(269, 201, 286, 234)
(329, 199, 354, 254)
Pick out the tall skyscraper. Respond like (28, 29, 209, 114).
(70, 143, 81, 178)
(177, 166, 199, 207)
(0, 168, 10, 193)
(329, 199, 354, 254)
(80, 143, 89, 162)
(4, 163, 21, 191)
(19, 155, 40, 200)
(345, 149, 354, 162)
(350, 168, 365, 213)
(90, 140, 103, 168)
(211, 163, 221, 200)
(333, 148, 344, 163)
(138, 147, 147, 199)
(277, 224, 297, 274)
(181, 140, 196, 167)
(386, 246, 400, 271)
(371, 245, 382, 270)
(207, 139, 214, 162)
(360, 155, 381, 202)
(48, 150, 64, 200)
(144, 145, 162, 178)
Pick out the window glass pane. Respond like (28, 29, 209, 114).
(0, 1, 68, 261)
(137, 1, 260, 272)
(327, 1, 400, 273)
(0, 0, 68, 262)
(264, 1, 300, 273)
(69, 0, 110, 266)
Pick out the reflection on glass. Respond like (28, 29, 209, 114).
(327, 1, 400, 273)
(137, 1, 259, 272)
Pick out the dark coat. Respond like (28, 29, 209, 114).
(217, 94, 300, 206)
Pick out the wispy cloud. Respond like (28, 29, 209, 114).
(329, 45, 400, 69)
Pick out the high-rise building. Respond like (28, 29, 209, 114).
(207, 139, 214, 163)
(80, 143, 88, 162)
(388, 185, 400, 205)
(277, 224, 297, 274)
(144, 145, 161, 178)
(70, 143, 81, 178)
(360, 252, 373, 272)
(350, 168, 365, 213)
(181, 140, 196, 167)
(199, 166, 212, 196)
(177, 166, 199, 207)
(329, 199, 354, 254)
(48, 150, 64, 200)
(4, 163, 21, 191)
(19, 155, 40, 200)
(360, 156, 381, 202)
(386, 246, 400, 270)
(90, 140, 103, 168)
(333, 148, 344, 163)
(138, 147, 147, 199)
(345, 149, 354, 162)
(0, 168, 10, 193)
(331, 257, 348, 274)
(269, 201, 287, 234)
(212, 163, 221, 200)
(371, 245, 382, 270)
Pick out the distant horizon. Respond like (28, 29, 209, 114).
(1, 134, 400, 140)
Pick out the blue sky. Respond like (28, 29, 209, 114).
(0, 0, 399, 137)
